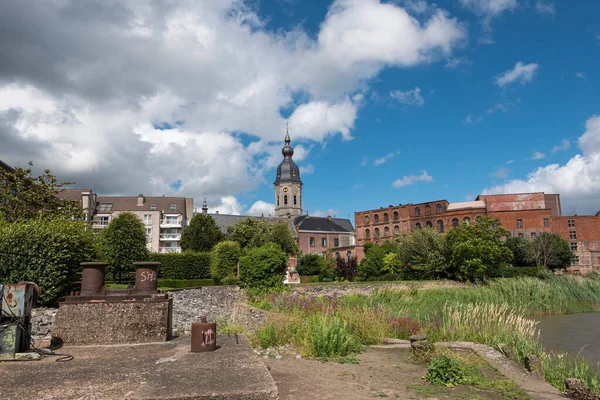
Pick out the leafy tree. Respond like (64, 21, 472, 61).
(357, 242, 398, 279)
(382, 252, 402, 275)
(297, 253, 324, 276)
(396, 228, 446, 279)
(239, 243, 288, 289)
(210, 240, 241, 283)
(0, 161, 81, 222)
(505, 237, 533, 267)
(228, 217, 298, 254)
(444, 216, 512, 281)
(336, 257, 358, 281)
(102, 212, 148, 282)
(529, 232, 572, 271)
(180, 214, 224, 252)
(319, 251, 337, 281)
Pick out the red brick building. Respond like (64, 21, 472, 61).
(355, 192, 600, 273)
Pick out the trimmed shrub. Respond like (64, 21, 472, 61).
(148, 252, 211, 279)
(239, 243, 288, 289)
(210, 241, 241, 284)
(102, 212, 148, 282)
(0, 219, 97, 306)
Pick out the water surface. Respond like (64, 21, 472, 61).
(535, 313, 600, 367)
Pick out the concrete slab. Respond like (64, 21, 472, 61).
(0, 335, 278, 400)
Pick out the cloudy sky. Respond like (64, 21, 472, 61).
(1, 0, 599, 218)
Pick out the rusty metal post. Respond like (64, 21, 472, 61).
(191, 316, 217, 352)
(133, 262, 160, 294)
(79, 262, 107, 296)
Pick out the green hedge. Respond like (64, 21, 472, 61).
(0, 219, 97, 306)
(158, 279, 214, 288)
(148, 252, 211, 279)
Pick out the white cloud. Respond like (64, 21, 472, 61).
(300, 164, 315, 175)
(392, 170, 434, 188)
(445, 57, 469, 69)
(490, 167, 510, 179)
(487, 99, 520, 113)
(484, 115, 600, 215)
(576, 72, 586, 79)
(209, 196, 244, 215)
(464, 114, 474, 124)
(374, 151, 400, 166)
(0, 0, 466, 209)
(551, 139, 571, 153)
(390, 87, 425, 107)
(247, 200, 276, 217)
(312, 208, 339, 218)
(534, 1, 555, 15)
(360, 157, 368, 167)
(353, 183, 364, 190)
(506, 159, 514, 164)
(495, 62, 539, 86)
(529, 151, 546, 160)
(459, 0, 517, 42)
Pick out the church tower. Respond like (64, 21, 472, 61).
(274, 125, 303, 218)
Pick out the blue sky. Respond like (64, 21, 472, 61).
(0, 0, 599, 218)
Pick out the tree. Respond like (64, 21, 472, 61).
(297, 254, 324, 276)
(357, 242, 398, 279)
(444, 216, 512, 281)
(335, 257, 358, 281)
(239, 243, 288, 289)
(102, 212, 148, 282)
(382, 252, 402, 275)
(180, 214, 224, 252)
(505, 237, 533, 267)
(528, 232, 572, 271)
(396, 228, 446, 279)
(210, 240, 242, 283)
(0, 161, 81, 222)
(319, 251, 337, 281)
(228, 217, 298, 255)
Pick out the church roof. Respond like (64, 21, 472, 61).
(274, 131, 302, 184)
(294, 215, 354, 233)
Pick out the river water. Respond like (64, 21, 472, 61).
(535, 313, 600, 367)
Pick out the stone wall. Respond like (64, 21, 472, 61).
(31, 308, 57, 339)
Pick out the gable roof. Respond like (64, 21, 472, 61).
(56, 188, 91, 202)
(293, 215, 354, 233)
(95, 195, 187, 213)
(0, 160, 14, 172)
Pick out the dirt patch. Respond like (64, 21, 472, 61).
(264, 346, 522, 399)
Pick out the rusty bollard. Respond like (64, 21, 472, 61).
(133, 262, 160, 294)
(191, 316, 217, 352)
(79, 262, 108, 296)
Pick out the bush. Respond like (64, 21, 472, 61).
(426, 354, 467, 386)
(158, 279, 214, 288)
(239, 243, 288, 289)
(0, 219, 97, 306)
(210, 241, 241, 284)
(148, 252, 211, 279)
(297, 254, 324, 276)
(102, 212, 148, 282)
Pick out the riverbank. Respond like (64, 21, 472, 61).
(250, 276, 600, 395)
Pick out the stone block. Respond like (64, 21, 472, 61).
(53, 298, 172, 345)
(525, 354, 545, 379)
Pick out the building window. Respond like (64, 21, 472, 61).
(170, 203, 176, 210)
(322, 252, 327, 257)
(384, 226, 390, 237)
(570, 242, 578, 251)
(374, 228, 380, 238)
(425, 205, 431, 215)
(347, 250, 352, 260)
(322, 238, 327, 247)
(383, 213, 389, 223)
(451, 218, 459, 227)
(365, 229, 370, 239)
(145, 227, 152, 239)
(144, 214, 152, 225)
(572, 255, 580, 265)
(463, 217, 471, 225)
(518, 233, 524, 239)
(150, 203, 157, 211)
(165, 216, 178, 225)
(364, 215, 370, 225)
(334, 238, 340, 247)
(98, 203, 113, 212)
(426, 221, 432, 229)
(437, 220, 444, 233)
(568, 219, 575, 228)
(530, 232, 537, 239)
(394, 225, 400, 235)
(284, 195, 288, 205)
(294, 195, 297, 205)
(543, 218, 549, 227)
(335, 252, 340, 259)
(415, 207, 420, 217)
(310, 237, 315, 247)
(436, 204, 442, 214)
(393, 211, 399, 222)
(95, 216, 109, 226)
(415, 222, 422, 230)
(374, 214, 379, 223)
(277, 196, 280, 206)
(570, 231, 577, 240)
(517, 219, 523, 229)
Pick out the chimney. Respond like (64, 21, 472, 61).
(215, 210, 219, 214)
(137, 194, 144, 206)
(327, 215, 332, 221)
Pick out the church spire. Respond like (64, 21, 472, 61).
(202, 196, 208, 214)
(285, 120, 290, 145)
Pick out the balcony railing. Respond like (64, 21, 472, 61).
(160, 233, 181, 240)
(159, 247, 181, 254)
(92, 220, 109, 228)
(160, 219, 181, 228)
